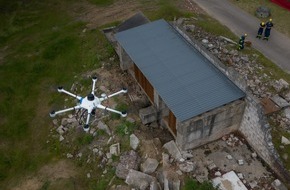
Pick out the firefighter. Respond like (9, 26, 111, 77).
(238, 33, 247, 50)
(263, 18, 273, 40)
(256, 22, 265, 39)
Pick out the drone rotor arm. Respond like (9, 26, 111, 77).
(58, 87, 82, 100)
(97, 104, 127, 117)
(107, 88, 128, 99)
(50, 105, 81, 117)
(91, 77, 97, 95)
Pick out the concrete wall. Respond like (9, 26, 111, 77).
(240, 95, 290, 183)
(116, 43, 133, 71)
(176, 99, 245, 150)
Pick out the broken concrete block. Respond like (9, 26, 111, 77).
(97, 121, 111, 136)
(110, 143, 120, 156)
(139, 106, 157, 124)
(271, 178, 288, 190)
(237, 173, 244, 179)
(226, 154, 233, 160)
(215, 171, 222, 177)
(271, 95, 290, 108)
(281, 136, 290, 145)
(207, 162, 217, 170)
(163, 140, 182, 161)
(251, 152, 257, 158)
(125, 169, 155, 190)
(238, 159, 244, 165)
(141, 158, 159, 174)
(178, 161, 195, 173)
(116, 150, 141, 179)
(130, 134, 140, 150)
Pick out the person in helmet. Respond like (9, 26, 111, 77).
(256, 22, 265, 39)
(263, 18, 273, 40)
(238, 33, 247, 50)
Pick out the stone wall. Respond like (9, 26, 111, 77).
(240, 95, 290, 183)
(176, 99, 245, 150)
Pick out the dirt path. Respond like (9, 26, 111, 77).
(191, 0, 290, 73)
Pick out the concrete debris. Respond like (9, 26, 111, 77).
(226, 154, 233, 160)
(59, 135, 64, 142)
(163, 140, 183, 161)
(281, 136, 290, 145)
(87, 173, 91, 178)
(238, 159, 244, 165)
(271, 179, 288, 190)
(207, 162, 217, 170)
(125, 169, 155, 190)
(56, 125, 65, 135)
(141, 158, 159, 174)
(67, 153, 73, 159)
(110, 143, 120, 156)
(271, 95, 290, 108)
(130, 134, 140, 150)
(202, 39, 209, 44)
(97, 121, 111, 136)
(178, 161, 195, 173)
(116, 150, 141, 179)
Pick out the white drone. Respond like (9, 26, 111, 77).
(50, 76, 127, 132)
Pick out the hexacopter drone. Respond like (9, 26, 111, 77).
(50, 76, 127, 132)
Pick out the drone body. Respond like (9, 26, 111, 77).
(50, 76, 127, 132)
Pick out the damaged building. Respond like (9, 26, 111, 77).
(106, 15, 246, 150)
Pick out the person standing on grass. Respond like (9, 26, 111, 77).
(263, 18, 274, 40)
(256, 22, 265, 39)
(238, 33, 247, 50)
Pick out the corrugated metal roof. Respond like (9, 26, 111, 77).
(115, 19, 245, 122)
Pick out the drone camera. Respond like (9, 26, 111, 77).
(92, 76, 97, 80)
(101, 93, 107, 98)
(49, 111, 56, 117)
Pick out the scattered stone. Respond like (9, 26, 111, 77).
(93, 148, 99, 154)
(163, 140, 182, 161)
(59, 135, 64, 142)
(56, 125, 65, 135)
(207, 162, 217, 170)
(141, 158, 159, 174)
(184, 24, 195, 32)
(237, 173, 244, 179)
(60, 117, 68, 126)
(126, 117, 136, 123)
(97, 121, 111, 136)
(110, 143, 120, 156)
(270, 95, 290, 108)
(176, 170, 183, 176)
(67, 153, 73, 159)
(77, 152, 82, 158)
(281, 136, 290, 145)
(202, 39, 209, 44)
(87, 173, 91, 178)
(52, 119, 58, 126)
(271, 179, 288, 190)
(215, 171, 222, 177)
(162, 153, 170, 169)
(181, 151, 194, 159)
(116, 150, 141, 179)
(178, 161, 195, 173)
(130, 134, 140, 150)
(238, 159, 244, 165)
(226, 154, 233, 160)
(251, 152, 257, 158)
(249, 180, 258, 188)
(125, 169, 155, 190)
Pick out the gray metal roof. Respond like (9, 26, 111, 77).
(115, 19, 245, 122)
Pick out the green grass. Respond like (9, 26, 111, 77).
(182, 178, 217, 190)
(0, 0, 109, 188)
(229, 0, 290, 37)
(89, 0, 115, 6)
